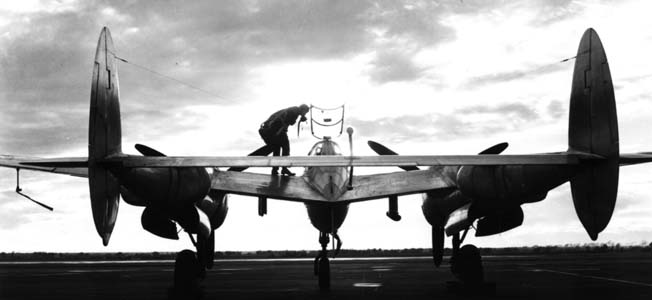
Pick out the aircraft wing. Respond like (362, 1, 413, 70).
(211, 169, 455, 204)
(338, 169, 455, 203)
(0, 155, 88, 178)
(211, 170, 328, 203)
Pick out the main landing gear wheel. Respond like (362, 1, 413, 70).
(451, 244, 483, 284)
(173, 249, 202, 292)
(447, 244, 495, 295)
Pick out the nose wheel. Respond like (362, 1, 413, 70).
(313, 231, 341, 290)
(316, 255, 330, 290)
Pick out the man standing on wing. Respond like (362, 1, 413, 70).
(259, 104, 310, 176)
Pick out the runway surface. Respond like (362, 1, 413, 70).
(1, 253, 651, 299)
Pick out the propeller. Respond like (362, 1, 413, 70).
(227, 146, 274, 172)
(368, 140, 508, 268)
(368, 140, 508, 163)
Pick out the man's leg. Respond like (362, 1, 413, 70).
(279, 134, 295, 176)
(268, 134, 281, 174)
(280, 133, 290, 156)
(260, 129, 280, 175)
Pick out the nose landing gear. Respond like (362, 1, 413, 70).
(313, 231, 342, 290)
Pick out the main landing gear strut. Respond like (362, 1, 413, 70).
(446, 227, 495, 295)
(314, 231, 342, 290)
(172, 231, 215, 294)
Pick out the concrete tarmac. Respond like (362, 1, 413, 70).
(1, 253, 652, 299)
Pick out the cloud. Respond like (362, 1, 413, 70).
(457, 102, 539, 121)
(367, 50, 426, 84)
(350, 102, 546, 144)
(0, 0, 460, 155)
(463, 63, 569, 88)
(528, 0, 582, 26)
(547, 100, 565, 119)
(365, 1, 456, 45)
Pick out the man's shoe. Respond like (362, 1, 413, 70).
(281, 167, 295, 176)
(271, 167, 279, 176)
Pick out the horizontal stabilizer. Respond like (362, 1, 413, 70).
(19, 157, 88, 168)
(0, 155, 88, 177)
(99, 152, 599, 168)
(619, 153, 652, 166)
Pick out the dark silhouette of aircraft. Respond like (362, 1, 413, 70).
(2, 27, 652, 291)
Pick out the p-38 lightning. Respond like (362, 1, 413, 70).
(2, 27, 652, 290)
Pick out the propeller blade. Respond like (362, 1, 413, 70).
(135, 144, 166, 157)
(227, 145, 274, 172)
(367, 140, 420, 171)
(368, 140, 399, 155)
(478, 142, 508, 155)
(432, 226, 444, 267)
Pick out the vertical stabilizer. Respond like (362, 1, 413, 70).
(88, 27, 121, 246)
(568, 28, 619, 240)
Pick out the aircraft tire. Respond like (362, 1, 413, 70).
(318, 257, 330, 290)
(174, 249, 201, 290)
(453, 244, 484, 284)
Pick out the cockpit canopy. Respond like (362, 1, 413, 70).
(308, 139, 342, 156)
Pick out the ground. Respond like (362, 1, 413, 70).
(1, 252, 651, 299)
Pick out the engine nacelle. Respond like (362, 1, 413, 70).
(120, 186, 147, 206)
(422, 189, 468, 227)
(457, 165, 575, 209)
(112, 167, 211, 210)
(475, 206, 524, 237)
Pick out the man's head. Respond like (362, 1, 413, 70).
(299, 104, 310, 114)
(298, 104, 309, 122)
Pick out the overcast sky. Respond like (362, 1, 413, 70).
(1, 0, 652, 252)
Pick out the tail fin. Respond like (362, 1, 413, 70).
(568, 28, 619, 240)
(88, 27, 122, 246)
